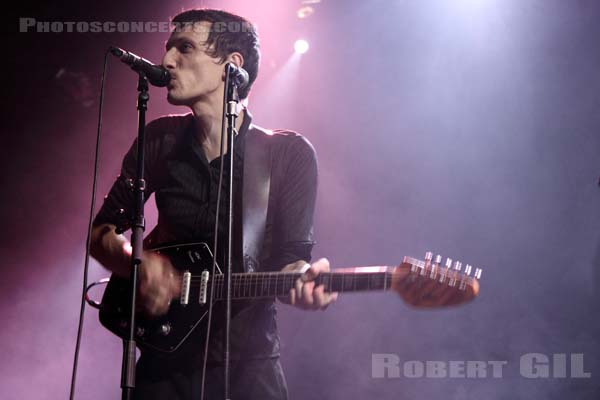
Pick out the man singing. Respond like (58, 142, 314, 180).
(91, 8, 336, 400)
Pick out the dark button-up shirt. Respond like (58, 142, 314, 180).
(94, 109, 318, 364)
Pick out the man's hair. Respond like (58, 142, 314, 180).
(171, 9, 260, 99)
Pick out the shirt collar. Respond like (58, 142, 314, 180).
(186, 107, 253, 163)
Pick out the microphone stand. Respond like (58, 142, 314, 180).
(223, 63, 241, 400)
(121, 72, 149, 400)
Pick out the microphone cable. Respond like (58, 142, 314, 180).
(200, 66, 232, 400)
(69, 47, 110, 400)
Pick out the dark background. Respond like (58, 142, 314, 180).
(2, 0, 600, 399)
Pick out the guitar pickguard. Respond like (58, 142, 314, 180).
(99, 243, 217, 353)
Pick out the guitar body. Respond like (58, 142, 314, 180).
(99, 242, 215, 353)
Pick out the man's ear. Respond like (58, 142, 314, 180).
(227, 52, 244, 69)
(221, 52, 245, 82)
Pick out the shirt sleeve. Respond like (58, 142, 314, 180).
(270, 134, 318, 268)
(93, 122, 162, 231)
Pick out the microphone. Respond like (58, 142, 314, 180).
(226, 63, 249, 89)
(109, 46, 171, 87)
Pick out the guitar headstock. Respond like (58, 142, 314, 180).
(392, 251, 481, 308)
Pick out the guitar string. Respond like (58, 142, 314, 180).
(181, 266, 474, 299)
(186, 271, 392, 281)
(184, 273, 395, 298)
(186, 270, 474, 284)
(185, 276, 474, 299)
(187, 276, 394, 290)
(207, 277, 396, 299)
(182, 274, 473, 299)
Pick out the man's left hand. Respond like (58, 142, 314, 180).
(280, 258, 338, 310)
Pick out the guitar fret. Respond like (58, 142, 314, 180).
(320, 273, 330, 292)
(284, 273, 291, 296)
(277, 273, 284, 296)
(285, 273, 292, 297)
(276, 273, 281, 296)
(268, 273, 272, 296)
(344, 274, 353, 291)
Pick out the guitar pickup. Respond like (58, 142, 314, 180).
(180, 271, 191, 306)
(198, 270, 209, 305)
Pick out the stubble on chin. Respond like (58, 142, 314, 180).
(166, 92, 184, 106)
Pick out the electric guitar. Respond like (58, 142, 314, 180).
(99, 242, 481, 353)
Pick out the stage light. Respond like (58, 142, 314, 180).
(297, 6, 314, 19)
(294, 39, 309, 54)
(297, 0, 320, 19)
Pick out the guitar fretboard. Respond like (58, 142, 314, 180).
(190, 269, 394, 300)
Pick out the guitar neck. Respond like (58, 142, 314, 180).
(203, 268, 394, 300)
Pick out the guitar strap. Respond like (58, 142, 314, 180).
(241, 124, 273, 272)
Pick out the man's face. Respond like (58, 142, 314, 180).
(162, 22, 224, 106)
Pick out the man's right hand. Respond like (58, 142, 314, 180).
(138, 251, 181, 316)
(90, 224, 181, 316)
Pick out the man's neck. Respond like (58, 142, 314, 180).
(190, 97, 246, 161)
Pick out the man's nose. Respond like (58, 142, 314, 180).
(162, 48, 177, 70)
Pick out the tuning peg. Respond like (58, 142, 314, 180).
(410, 262, 418, 273)
(420, 251, 433, 276)
(439, 258, 452, 283)
(457, 263, 475, 291)
(449, 261, 461, 287)
(430, 254, 441, 280)
(451, 261, 462, 287)
(453, 261, 462, 271)
(474, 268, 482, 279)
